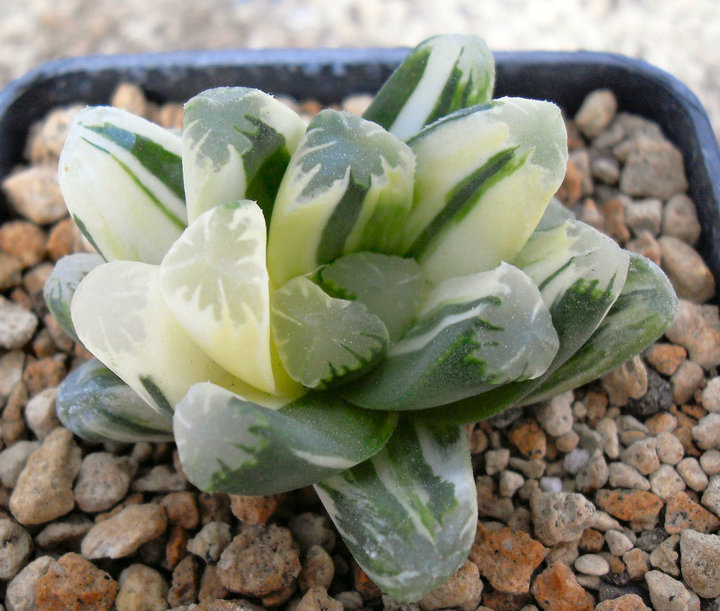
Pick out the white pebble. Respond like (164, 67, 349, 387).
(574, 553, 609, 576)
(677, 457, 709, 491)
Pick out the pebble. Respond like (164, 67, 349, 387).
(111, 82, 150, 117)
(507, 418, 547, 459)
(116, 564, 169, 611)
(229, 493, 280, 525)
(0, 440, 39, 488)
(167, 554, 201, 607)
(297, 587, 343, 611)
(659, 235, 715, 303)
(649, 534, 680, 576)
(627, 368, 673, 418)
(596, 417, 620, 459)
(288, 512, 336, 553)
(418, 559, 483, 611)
(680, 528, 720, 598)
(576, 453, 610, 492)
(530, 491, 596, 546)
(700, 449, 720, 474)
(619, 136, 688, 200)
(654, 431, 684, 465)
(217, 524, 301, 598)
(539, 476, 563, 492)
(0, 220, 46, 267)
(624, 197, 663, 236)
(5, 555, 53, 611)
(0, 251, 22, 290)
(24, 104, 83, 163)
(575, 88, 617, 138)
(645, 570, 700, 611)
(701, 474, 720, 515)
(676, 457, 708, 491)
(604, 529, 634, 556)
(535, 391, 574, 437)
(595, 593, 650, 611)
(476, 476, 515, 521)
(589, 151, 620, 185)
(555, 429, 579, 452)
(73, 452, 137, 513)
(702, 376, 720, 412)
(692, 413, 720, 449)
(662, 193, 702, 245)
(0, 296, 37, 350)
(186, 521, 232, 565)
(0, 518, 33, 580)
(160, 491, 200, 530)
(646, 412, 677, 435)
(623, 548, 651, 580)
(81, 503, 168, 559)
(35, 552, 119, 610)
(298, 544, 334, 591)
(601, 355, 648, 405)
(131, 464, 187, 492)
(1, 164, 67, 224)
(620, 438, 660, 475)
(484, 448, 510, 475)
(509, 457, 546, 479)
(649, 464, 686, 500)
(665, 300, 720, 369)
(595, 489, 663, 528)
(531, 562, 595, 611)
(34, 513, 94, 548)
(24, 386, 60, 439)
(498, 470, 524, 497)
(644, 343, 687, 376)
(664, 491, 720, 534)
(574, 553, 609, 576)
(9, 427, 81, 525)
(590, 510, 622, 532)
(563, 447, 589, 475)
(469, 522, 547, 594)
(601, 197, 631, 244)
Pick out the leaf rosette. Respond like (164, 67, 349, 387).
(48, 34, 678, 602)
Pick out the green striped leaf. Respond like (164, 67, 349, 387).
(71, 260, 283, 414)
(59, 106, 186, 263)
(317, 252, 425, 342)
(401, 97, 568, 283)
(182, 87, 307, 223)
(271, 276, 389, 389)
(363, 34, 495, 140)
(57, 359, 173, 443)
(341, 262, 558, 411)
(43, 253, 104, 343)
(315, 417, 477, 602)
(267, 110, 415, 286)
(174, 382, 397, 495)
(521, 253, 677, 405)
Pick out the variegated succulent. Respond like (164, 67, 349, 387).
(45, 34, 677, 601)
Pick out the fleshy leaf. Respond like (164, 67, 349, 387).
(71, 260, 282, 414)
(363, 34, 495, 140)
(43, 253, 104, 343)
(341, 262, 558, 410)
(182, 87, 306, 223)
(521, 253, 678, 404)
(267, 110, 415, 286)
(159, 200, 298, 396)
(315, 417, 477, 602)
(174, 382, 398, 495)
(59, 106, 186, 263)
(271, 276, 390, 389)
(57, 358, 173, 443)
(317, 251, 425, 342)
(401, 97, 568, 283)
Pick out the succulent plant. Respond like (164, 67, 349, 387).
(46, 34, 677, 601)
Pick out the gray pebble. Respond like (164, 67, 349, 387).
(0, 350, 25, 402)
(539, 476, 563, 492)
(595, 417, 620, 459)
(649, 534, 680, 577)
(498, 470, 524, 497)
(575, 88, 617, 138)
(0, 297, 38, 350)
(563, 447, 589, 475)
(692, 413, 720, 450)
(589, 150, 620, 184)
(0, 518, 33, 580)
(620, 437, 660, 475)
(677, 457, 708, 491)
(655, 431, 684, 465)
(605, 529, 634, 556)
(670, 359, 705, 405)
(116, 563, 169, 611)
(289, 512, 336, 553)
(34, 513, 94, 548)
(649, 464, 686, 500)
(535, 391, 574, 437)
(0, 441, 39, 488)
(509, 457, 546, 479)
(701, 474, 720, 516)
(659, 236, 715, 303)
(662, 193, 702, 246)
(701, 449, 720, 475)
(646, 570, 700, 611)
(530, 490, 596, 546)
(187, 521, 232, 563)
(74, 452, 137, 513)
(620, 137, 688, 200)
(680, 529, 720, 598)
(624, 197, 663, 236)
(484, 448, 510, 476)
(5, 555, 54, 611)
(131, 465, 187, 492)
(665, 300, 720, 370)
(576, 453, 609, 493)
(703, 377, 720, 412)
(24, 386, 60, 440)
(608, 462, 651, 490)
(574, 553, 609, 576)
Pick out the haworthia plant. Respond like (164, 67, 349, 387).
(50, 34, 678, 602)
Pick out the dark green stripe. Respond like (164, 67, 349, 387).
(316, 174, 369, 264)
(140, 375, 174, 415)
(406, 147, 519, 258)
(86, 124, 185, 200)
(81, 137, 186, 229)
(425, 61, 463, 126)
(244, 145, 291, 223)
(71, 214, 106, 260)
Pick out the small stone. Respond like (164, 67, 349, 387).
(197, 563, 229, 602)
(645, 569, 700, 611)
(0, 440, 39, 488)
(555, 430, 579, 453)
(530, 491, 596, 546)
(602, 356, 647, 406)
(676, 457, 708, 491)
(665, 300, 720, 369)
(701, 474, 720, 515)
(692, 413, 720, 449)
(545, 540, 579, 568)
(116, 563, 169, 611)
(0, 518, 33, 580)
(24, 104, 83, 163)
(132, 464, 187, 492)
(654, 432, 684, 466)
(341, 93, 374, 116)
(509, 457, 546, 479)
(337, 591, 364, 609)
(620, 438, 660, 475)
(508, 419, 546, 459)
(590, 151, 620, 185)
(0, 221, 46, 268)
(596, 418, 620, 459)
(576, 453, 609, 493)
(288, 512, 336, 553)
(595, 490, 663, 528)
(635, 528, 668, 552)
(590, 510, 623, 532)
(575, 89, 617, 138)
(46, 218, 76, 261)
(680, 529, 720, 598)
(164, 524, 189, 570)
(574, 553, 609, 576)
(297, 587, 343, 611)
(620, 137, 688, 200)
(539, 476, 562, 492)
(649, 534, 680, 576)
(1, 164, 66, 224)
(595, 593, 650, 611)
(24, 385, 60, 439)
(662, 193, 702, 245)
(530, 562, 595, 611)
(469, 522, 547, 594)
(418, 559, 483, 611)
(558, 157, 584, 206)
(5, 554, 54, 610)
(476, 475, 515, 521)
(700, 449, 720, 474)
(469, 426, 488, 454)
(9, 427, 81, 525)
(217, 524, 301, 597)
(160, 491, 200, 530)
(298, 544, 334, 591)
(703, 376, 720, 413)
(81, 503, 168, 558)
(535, 391, 574, 437)
(22, 355, 67, 395)
(155, 103, 185, 129)
(622, 548, 651, 580)
(627, 370, 674, 420)
(649, 465, 685, 500)
(0, 296, 37, 350)
(230, 493, 280, 524)
(187, 521, 232, 564)
(664, 491, 720, 534)
(166, 554, 201, 607)
(484, 448, 510, 475)
(644, 343, 687, 376)
(605, 529, 634, 556)
(73, 451, 137, 513)
(659, 235, 714, 303)
(34, 513, 94, 548)
(579, 528, 605, 553)
(111, 82, 149, 117)
(0, 252, 22, 290)
(35, 552, 119, 610)
(600, 197, 631, 244)
(352, 561, 382, 600)
(498, 470, 524, 497)
(624, 197, 663, 236)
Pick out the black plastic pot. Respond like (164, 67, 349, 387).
(1, 48, 719, 295)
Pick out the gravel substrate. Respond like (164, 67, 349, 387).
(0, 84, 719, 610)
